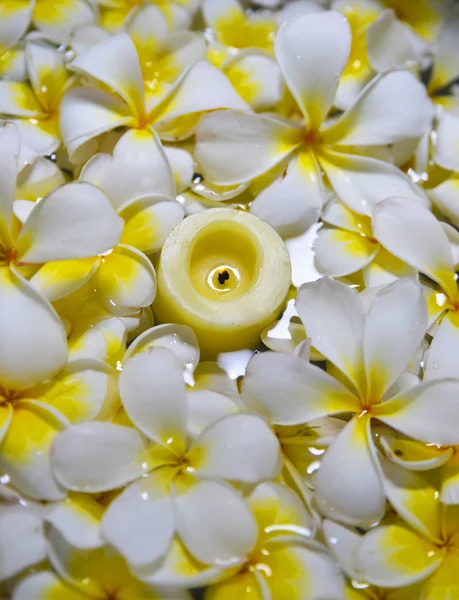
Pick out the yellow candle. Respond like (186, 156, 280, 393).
(154, 208, 291, 357)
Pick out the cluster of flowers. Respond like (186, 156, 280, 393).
(2, 0, 459, 598)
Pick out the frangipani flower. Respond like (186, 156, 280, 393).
(98, 0, 198, 33)
(72, 4, 207, 108)
(242, 276, 459, 526)
(371, 197, 459, 380)
(14, 527, 190, 600)
(356, 462, 459, 599)
(203, 482, 345, 600)
(51, 347, 281, 572)
(78, 128, 185, 313)
(314, 198, 416, 285)
(195, 11, 432, 237)
(60, 33, 248, 164)
(0, 40, 74, 156)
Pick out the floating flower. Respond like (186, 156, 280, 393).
(357, 462, 459, 598)
(60, 33, 248, 164)
(51, 347, 281, 571)
(0, 40, 74, 156)
(195, 11, 432, 237)
(243, 276, 459, 526)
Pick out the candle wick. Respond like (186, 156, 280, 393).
(218, 270, 230, 285)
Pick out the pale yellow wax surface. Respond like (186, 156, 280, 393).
(154, 208, 291, 358)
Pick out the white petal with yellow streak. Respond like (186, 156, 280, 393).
(80, 128, 175, 209)
(51, 422, 150, 493)
(363, 247, 418, 289)
(195, 110, 300, 186)
(296, 277, 365, 393)
(32, 358, 118, 424)
(174, 477, 257, 566)
(323, 519, 362, 580)
(0, 81, 44, 117)
(0, 400, 67, 501)
(0, 506, 47, 581)
(16, 157, 66, 203)
(16, 182, 123, 264)
(126, 4, 167, 52)
(163, 146, 192, 193)
(356, 524, 443, 588)
(0, 1, 33, 52)
(314, 415, 385, 527)
(419, 552, 459, 600)
(274, 11, 350, 129)
(13, 571, 89, 600)
(95, 244, 156, 311)
(70, 23, 110, 54)
(223, 50, 284, 111)
(123, 323, 199, 373)
(429, 7, 459, 94)
(7, 116, 61, 157)
(363, 278, 427, 401)
(434, 110, 459, 172)
(366, 9, 419, 72)
(189, 413, 281, 484)
(0, 267, 67, 390)
(30, 258, 99, 303)
(46, 493, 104, 550)
(250, 150, 323, 238)
(152, 61, 249, 140)
(32, 0, 97, 45)
(425, 313, 459, 381)
(25, 41, 72, 114)
(381, 460, 442, 543)
(318, 149, 429, 216)
(102, 470, 175, 568)
(120, 195, 184, 254)
(0, 122, 19, 248)
(372, 198, 456, 297)
(429, 178, 459, 230)
(324, 70, 433, 147)
(186, 390, 239, 439)
(314, 227, 378, 277)
(59, 87, 134, 164)
(242, 351, 359, 425)
(119, 347, 187, 448)
(380, 435, 453, 472)
(373, 379, 459, 446)
(69, 34, 144, 119)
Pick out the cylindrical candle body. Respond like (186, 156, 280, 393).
(154, 208, 291, 357)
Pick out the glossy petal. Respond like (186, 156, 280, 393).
(325, 70, 432, 146)
(364, 278, 427, 400)
(186, 390, 239, 439)
(434, 110, 459, 172)
(70, 34, 144, 118)
(45, 494, 104, 550)
(119, 195, 184, 254)
(12, 571, 88, 600)
(356, 524, 442, 588)
(0, 0, 32, 51)
(0, 401, 66, 501)
(366, 10, 418, 72)
(119, 347, 187, 448)
(80, 128, 175, 209)
(242, 351, 359, 424)
(374, 379, 459, 446)
(296, 277, 365, 393)
(274, 11, 351, 129)
(0, 122, 20, 248)
(102, 470, 175, 568)
(175, 477, 257, 565)
(30, 258, 99, 303)
(95, 244, 156, 311)
(314, 227, 378, 276)
(195, 110, 300, 185)
(314, 415, 385, 527)
(32, 0, 97, 45)
(0, 508, 46, 580)
(51, 422, 149, 493)
(425, 313, 459, 380)
(59, 87, 134, 164)
(250, 150, 323, 238)
(189, 413, 281, 483)
(318, 150, 429, 216)
(15, 182, 123, 264)
(373, 197, 455, 297)
(0, 267, 67, 390)
(429, 178, 459, 230)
